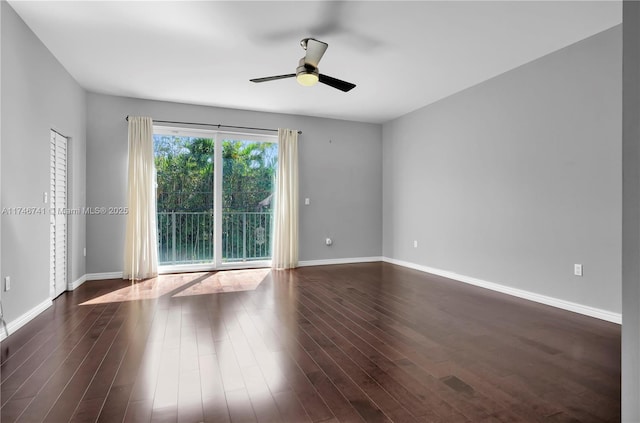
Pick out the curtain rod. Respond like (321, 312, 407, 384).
(125, 116, 302, 135)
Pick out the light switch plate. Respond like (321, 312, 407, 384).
(574, 264, 583, 276)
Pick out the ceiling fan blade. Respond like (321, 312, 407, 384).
(318, 74, 356, 92)
(304, 38, 328, 68)
(250, 74, 296, 83)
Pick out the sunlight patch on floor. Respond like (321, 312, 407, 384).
(172, 268, 271, 297)
(80, 269, 270, 305)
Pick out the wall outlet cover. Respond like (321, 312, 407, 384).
(574, 264, 583, 276)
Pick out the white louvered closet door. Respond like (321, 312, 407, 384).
(50, 130, 67, 299)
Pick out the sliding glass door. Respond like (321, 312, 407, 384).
(153, 127, 277, 271)
(221, 136, 278, 263)
(154, 132, 214, 266)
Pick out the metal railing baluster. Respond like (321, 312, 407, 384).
(157, 211, 272, 265)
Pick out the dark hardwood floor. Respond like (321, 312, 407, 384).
(1, 263, 620, 422)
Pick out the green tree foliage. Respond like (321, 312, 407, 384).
(154, 135, 214, 212)
(222, 138, 277, 212)
(154, 135, 277, 213)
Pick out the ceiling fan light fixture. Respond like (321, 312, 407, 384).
(296, 71, 319, 87)
(296, 58, 319, 87)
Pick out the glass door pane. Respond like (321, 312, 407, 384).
(154, 134, 214, 265)
(221, 136, 277, 263)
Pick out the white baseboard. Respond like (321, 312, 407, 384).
(383, 257, 622, 324)
(73, 259, 382, 285)
(86, 271, 123, 281)
(298, 256, 383, 267)
(67, 274, 87, 291)
(83, 258, 381, 279)
(71, 258, 621, 324)
(1, 257, 619, 344)
(0, 298, 52, 342)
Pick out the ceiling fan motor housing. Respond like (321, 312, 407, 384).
(295, 57, 319, 86)
(296, 57, 319, 78)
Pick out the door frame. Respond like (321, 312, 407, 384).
(50, 129, 68, 299)
(153, 126, 277, 273)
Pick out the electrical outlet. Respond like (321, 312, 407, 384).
(325, 238, 333, 246)
(4, 276, 10, 291)
(413, 240, 418, 248)
(305, 198, 310, 205)
(83, 248, 87, 257)
(574, 264, 583, 276)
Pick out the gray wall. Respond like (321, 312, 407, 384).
(86, 93, 382, 273)
(383, 26, 621, 314)
(622, 2, 640, 421)
(1, 2, 86, 321)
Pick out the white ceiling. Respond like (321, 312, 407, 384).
(8, 1, 621, 124)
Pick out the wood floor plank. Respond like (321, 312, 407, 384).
(241, 365, 284, 423)
(226, 388, 258, 423)
(130, 310, 169, 403)
(295, 310, 418, 422)
(272, 390, 312, 423)
(43, 312, 127, 422)
(96, 383, 134, 423)
(0, 263, 621, 422)
(244, 316, 340, 422)
(1, 304, 110, 405)
(69, 397, 105, 422)
(1, 296, 92, 375)
(243, 304, 363, 423)
(199, 353, 231, 423)
(6, 303, 120, 422)
(123, 399, 153, 423)
(297, 295, 434, 419)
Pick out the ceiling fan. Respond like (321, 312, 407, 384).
(250, 38, 356, 92)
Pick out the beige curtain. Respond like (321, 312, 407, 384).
(272, 129, 299, 269)
(123, 116, 158, 280)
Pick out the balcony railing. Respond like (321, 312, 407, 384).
(157, 211, 273, 265)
